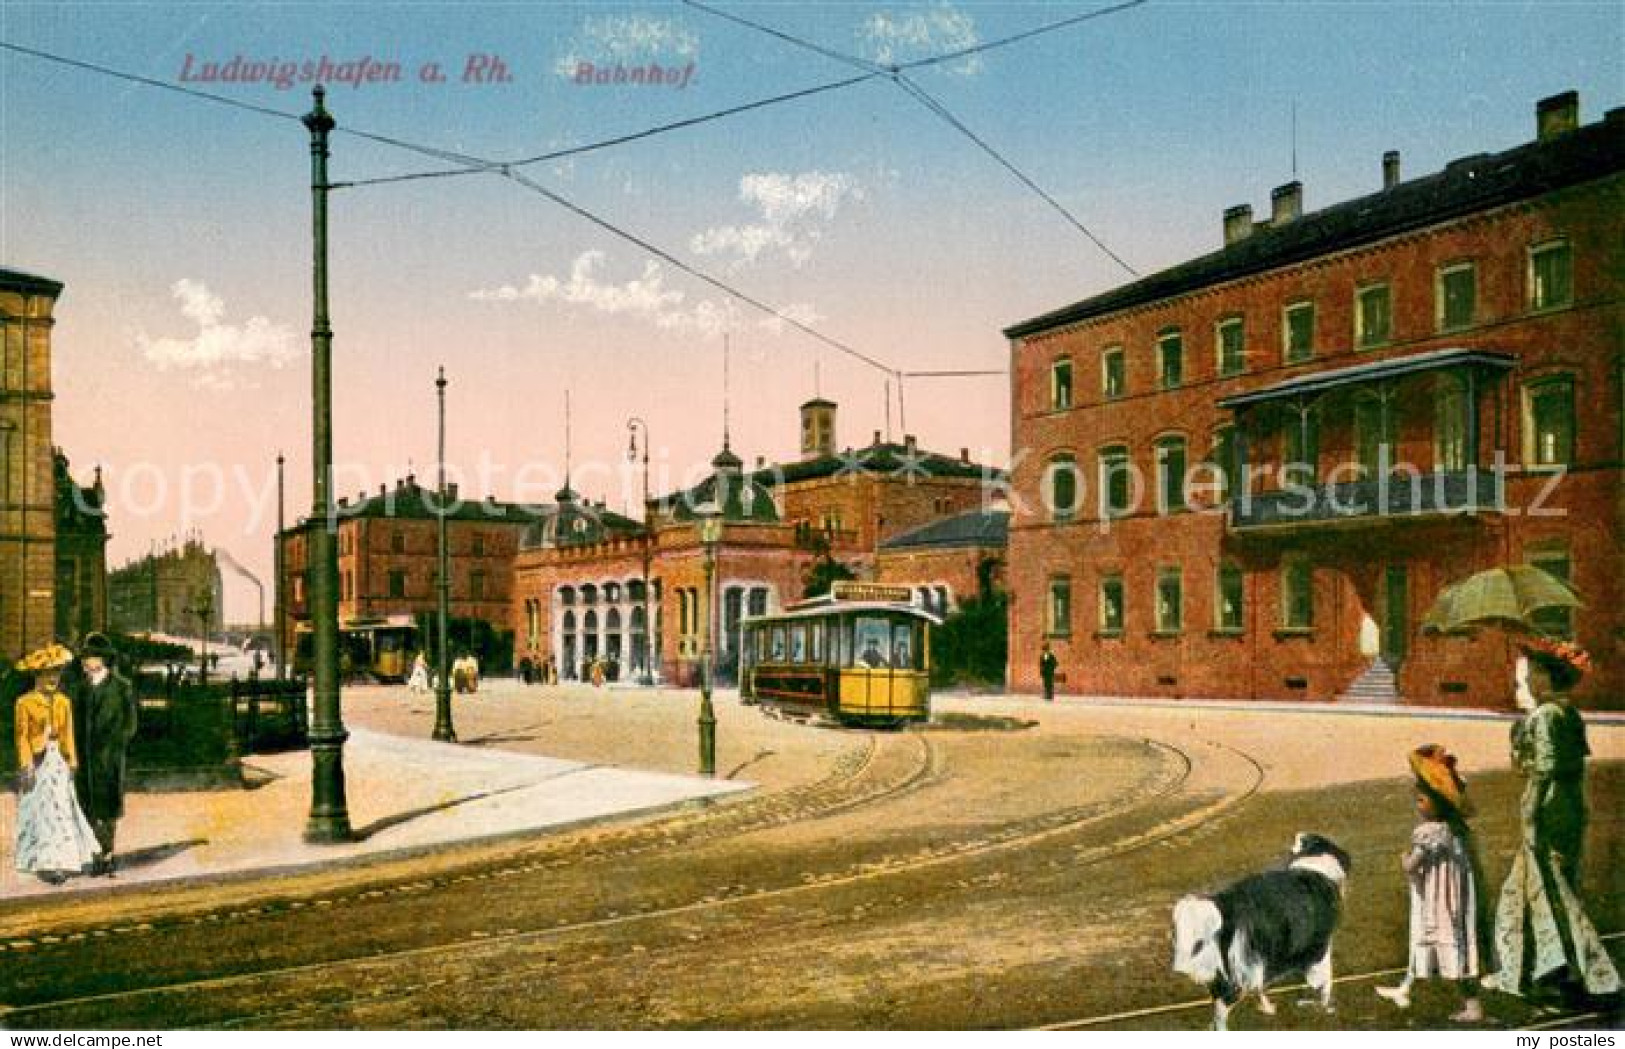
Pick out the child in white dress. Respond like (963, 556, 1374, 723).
(1377, 744, 1485, 1022)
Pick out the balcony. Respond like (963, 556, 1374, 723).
(1230, 468, 1505, 531)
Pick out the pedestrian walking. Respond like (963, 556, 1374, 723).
(12, 643, 99, 885)
(1486, 639, 1620, 1002)
(407, 651, 430, 693)
(71, 632, 139, 876)
(1039, 642, 1058, 702)
(1375, 744, 1490, 1023)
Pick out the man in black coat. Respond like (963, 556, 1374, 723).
(73, 633, 139, 876)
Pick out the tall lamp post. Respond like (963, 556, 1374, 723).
(302, 86, 352, 844)
(432, 366, 456, 743)
(274, 452, 286, 680)
(626, 417, 654, 686)
(694, 504, 722, 777)
(185, 590, 213, 682)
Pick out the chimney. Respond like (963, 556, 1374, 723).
(1537, 90, 1579, 141)
(338, 496, 349, 508)
(1271, 181, 1302, 226)
(1382, 150, 1401, 190)
(379, 483, 387, 496)
(1223, 204, 1254, 245)
(755, 455, 766, 469)
(960, 447, 970, 464)
(446, 482, 460, 502)
(873, 429, 882, 446)
(904, 434, 918, 456)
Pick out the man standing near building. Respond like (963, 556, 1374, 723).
(1039, 642, 1058, 702)
(73, 632, 139, 876)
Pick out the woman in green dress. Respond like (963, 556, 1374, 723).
(1487, 639, 1620, 1001)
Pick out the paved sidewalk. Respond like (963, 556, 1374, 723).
(0, 726, 750, 901)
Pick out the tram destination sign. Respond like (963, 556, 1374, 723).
(830, 582, 915, 604)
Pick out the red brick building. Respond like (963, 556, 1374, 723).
(511, 399, 1004, 685)
(1005, 92, 1623, 710)
(277, 476, 640, 669)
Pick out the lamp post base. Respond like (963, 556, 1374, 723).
(303, 731, 353, 843)
(432, 687, 457, 742)
(698, 696, 717, 777)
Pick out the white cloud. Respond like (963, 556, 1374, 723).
(554, 13, 699, 77)
(470, 251, 735, 336)
(136, 279, 297, 386)
(471, 252, 820, 340)
(859, 2, 983, 75)
(690, 171, 864, 268)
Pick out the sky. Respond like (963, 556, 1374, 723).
(1, 0, 1621, 622)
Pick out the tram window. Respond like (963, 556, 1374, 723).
(809, 621, 825, 664)
(892, 622, 918, 669)
(770, 626, 787, 661)
(789, 624, 807, 663)
(854, 617, 891, 669)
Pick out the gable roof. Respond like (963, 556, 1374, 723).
(880, 508, 1010, 551)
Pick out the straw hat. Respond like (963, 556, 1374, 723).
(1408, 744, 1472, 819)
(15, 643, 74, 673)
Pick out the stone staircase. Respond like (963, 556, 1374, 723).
(1337, 658, 1402, 704)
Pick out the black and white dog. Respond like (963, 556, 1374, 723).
(1171, 833, 1352, 1031)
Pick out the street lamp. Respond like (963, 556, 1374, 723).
(184, 590, 213, 682)
(302, 85, 352, 844)
(627, 417, 654, 687)
(274, 452, 286, 680)
(694, 503, 723, 777)
(432, 366, 456, 743)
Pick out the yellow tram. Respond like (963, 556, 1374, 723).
(293, 615, 419, 683)
(740, 582, 938, 727)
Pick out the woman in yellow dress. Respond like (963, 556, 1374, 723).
(13, 643, 101, 884)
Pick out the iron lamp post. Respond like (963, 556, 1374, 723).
(432, 366, 456, 743)
(627, 417, 655, 687)
(694, 504, 722, 777)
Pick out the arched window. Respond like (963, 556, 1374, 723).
(558, 585, 576, 606)
(1098, 444, 1132, 519)
(1155, 435, 1188, 514)
(1044, 454, 1080, 523)
(604, 581, 621, 603)
(581, 583, 598, 605)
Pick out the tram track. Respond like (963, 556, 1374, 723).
(1, 733, 1260, 1029)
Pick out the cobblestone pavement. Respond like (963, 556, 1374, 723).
(0, 690, 1619, 1030)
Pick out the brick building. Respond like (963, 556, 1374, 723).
(276, 476, 638, 669)
(512, 399, 1004, 685)
(1, 268, 110, 658)
(109, 535, 224, 639)
(876, 507, 1009, 613)
(1005, 92, 1623, 710)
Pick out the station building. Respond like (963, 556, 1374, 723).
(1004, 92, 1623, 709)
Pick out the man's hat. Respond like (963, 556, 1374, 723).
(1408, 744, 1473, 819)
(79, 631, 116, 661)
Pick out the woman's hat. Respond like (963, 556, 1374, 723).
(1519, 636, 1593, 676)
(1409, 744, 1473, 819)
(16, 643, 74, 672)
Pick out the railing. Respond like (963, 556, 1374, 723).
(1230, 468, 1505, 531)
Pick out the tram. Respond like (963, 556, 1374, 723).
(740, 582, 939, 728)
(292, 615, 419, 683)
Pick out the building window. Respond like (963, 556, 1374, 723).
(1216, 316, 1245, 377)
(1157, 329, 1184, 389)
(1155, 436, 1187, 515)
(1210, 426, 1237, 502)
(1050, 358, 1073, 411)
(1282, 558, 1314, 630)
(1355, 283, 1391, 349)
(388, 570, 407, 599)
(1045, 454, 1080, 522)
(1098, 574, 1124, 635)
(1283, 300, 1315, 363)
(1353, 395, 1394, 478)
(1436, 262, 1476, 331)
(1046, 576, 1072, 637)
(470, 570, 487, 601)
(1283, 407, 1319, 486)
(1527, 548, 1573, 639)
(1216, 563, 1244, 632)
(1435, 375, 1469, 472)
(1524, 376, 1575, 468)
(1155, 567, 1183, 634)
(1528, 239, 1572, 312)
(390, 531, 405, 554)
(1102, 346, 1126, 400)
(472, 534, 486, 557)
(1098, 445, 1131, 518)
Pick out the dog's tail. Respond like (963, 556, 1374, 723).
(1171, 896, 1224, 983)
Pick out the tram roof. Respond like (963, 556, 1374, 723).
(741, 600, 942, 627)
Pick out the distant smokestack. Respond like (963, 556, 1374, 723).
(1537, 90, 1579, 141)
(1382, 150, 1401, 190)
(1223, 204, 1254, 246)
(1271, 181, 1302, 226)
